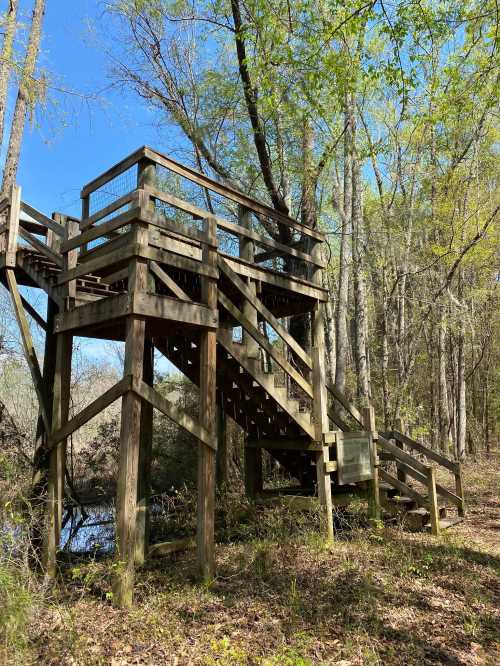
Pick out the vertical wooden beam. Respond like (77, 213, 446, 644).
(114, 316, 146, 606)
(43, 331, 72, 578)
(114, 199, 149, 606)
(216, 403, 228, 488)
(244, 447, 263, 498)
(197, 214, 217, 582)
(6, 184, 21, 267)
(394, 417, 407, 484)
(311, 238, 333, 542)
(363, 404, 381, 521)
(5, 269, 50, 433)
(426, 466, 440, 536)
(135, 338, 154, 565)
(239, 205, 263, 497)
(454, 463, 465, 517)
(62, 217, 79, 309)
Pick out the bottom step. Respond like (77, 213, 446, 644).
(424, 516, 464, 532)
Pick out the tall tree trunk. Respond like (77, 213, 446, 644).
(438, 309, 452, 454)
(334, 94, 353, 395)
(0, 0, 18, 153)
(2, 0, 46, 192)
(351, 112, 370, 404)
(323, 271, 336, 384)
(456, 306, 467, 461)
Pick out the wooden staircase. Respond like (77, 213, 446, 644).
(0, 146, 467, 599)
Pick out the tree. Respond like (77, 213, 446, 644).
(2, 0, 46, 192)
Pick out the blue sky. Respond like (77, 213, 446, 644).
(13, 0, 182, 219)
(5, 0, 184, 371)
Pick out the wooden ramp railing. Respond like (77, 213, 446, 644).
(379, 430, 465, 534)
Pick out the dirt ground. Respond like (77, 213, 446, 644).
(28, 454, 499, 665)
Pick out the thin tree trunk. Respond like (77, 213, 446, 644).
(0, 0, 18, 152)
(456, 313, 467, 461)
(334, 94, 353, 395)
(2, 0, 46, 192)
(438, 309, 452, 454)
(351, 111, 370, 404)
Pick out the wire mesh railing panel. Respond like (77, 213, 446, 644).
(88, 166, 137, 216)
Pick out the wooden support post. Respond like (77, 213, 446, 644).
(43, 331, 72, 578)
(5, 184, 21, 267)
(114, 317, 146, 606)
(238, 205, 259, 361)
(244, 446, 263, 498)
(114, 201, 149, 607)
(310, 238, 333, 542)
(197, 214, 217, 582)
(63, 217, 79, 309)
(135, 338, 154, 566)
(395, 417, 407, 484)
(454, 463, 465, 517)
(363, 404, 381, 521)
(216, 403, 228, 488)
(426, 466, 440, 536)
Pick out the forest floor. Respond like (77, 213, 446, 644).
(14, 455, 500, 665)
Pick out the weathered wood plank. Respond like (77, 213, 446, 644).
(387, 431, 459, 472)
(134, 380, 216, 451)
(80, 192, 138, 230)
(220, 254, 327, 301)
(378, 435, 429, 475)
(132, 293, 218, 329)
(218, 257, 313, 369)
(218, 290, 313, 398)
(18, 227, 64, 268)
(81, 146, 145, 197)
(5, 269, 50, 433)
(63, 206, 141, 250)
(148, 537, 196, 557)
(378, 468, 429, 509)
(149, 260, 190, 301)
(20, 200, 64, 237)
(49, 377, 131, 448)
(54, 293, 129, 333)
(143, 147, 325, 241)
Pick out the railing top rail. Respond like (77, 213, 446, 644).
(382, 430, 460, 473)
(20, 201, 65, 238)
(325, 382, 363, 427)
(80, 146, 325, 242)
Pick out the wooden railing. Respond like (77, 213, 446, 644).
(79, 146, 326, 284)
(0, 184, 65, 270)
(379, 430, 465, 534)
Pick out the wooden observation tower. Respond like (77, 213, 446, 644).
(0, 147, 466, 606)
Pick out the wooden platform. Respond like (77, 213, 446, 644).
(0, 147, 466, 608)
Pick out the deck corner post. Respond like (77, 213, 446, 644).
(135, 338, 154, 566)
(363, 404, 381, 522)
(395, 417, 408, 484)
(454, 463, 465, 517)
(426, 465, 440, 536)
(197, 214, 217, 583)
(43, 330, 72, 580)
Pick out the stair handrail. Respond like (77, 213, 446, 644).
(379, 431, 465, 517)
(324, 382, 363, 428)
(1, 186, 65, 269)
(218, 255, 313, 373)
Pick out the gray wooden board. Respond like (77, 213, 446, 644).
(336, 431, 374, 485)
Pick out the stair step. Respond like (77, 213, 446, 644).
(424, 516, 463, 532)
